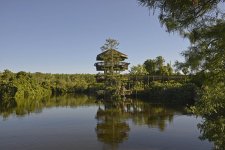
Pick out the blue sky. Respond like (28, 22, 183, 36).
(0, 0, 189, 74)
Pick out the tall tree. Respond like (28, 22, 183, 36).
(144, 56, 173, 75)
(100, 38, 120, 52)
(138, 1, 225, 148)
(138, 0, 225, 78)
(138, 0, 224, 32)
(144, 59, 156, 75)
(155, 56, 165, 74)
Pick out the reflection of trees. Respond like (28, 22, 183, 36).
(198, 117, 225, 150)
(0, 98, 17, 119)
(95, 102, 130, 149)
(129, 102, 175, 131)
(0, 95, 95, 118)
(95, 100, 178, 147)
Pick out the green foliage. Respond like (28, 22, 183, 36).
(139, 1, 225, 148)
(190, 83, 225, 118)
(144, 56, 174, 75)
(138, 0, 224, 32)
(189, 71, 209, 87)
(141, 81, 197, 104)
(96, 39, 130, 100)
(13, 72, 51, 99)
(129, 64, 147, 75)
(138, 0, 225, 82)
(50, 73, 96, 94)
(144, 59, 157, 75)
(0, 70, 97, 100)
(138, 0, 225, 85)
(129, 56, 190, 104)
(197, 117, 225, 150)
(0, 69, 14, 83)
(102, 75, 127, 100)
(100, 38, 120, 52)
(133, 81, 144, 91)
(0, 83, 17, 100)
(180, 21, 225, 76)
(189, 82, 225, 150)
(174, 61, 190, 75)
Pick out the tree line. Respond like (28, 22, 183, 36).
(130, 56, 174, 75)
(0, 70, 99, 100)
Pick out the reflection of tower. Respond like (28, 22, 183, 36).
(95, 102, 130, 149)
(94, 100, 177, 149)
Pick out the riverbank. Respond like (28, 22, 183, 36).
(132, 81, 197, 105)
(1, 70, 198, 106)
(0, 70, 100, 100)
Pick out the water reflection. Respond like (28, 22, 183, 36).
(0, 96, 216, 149)
(0, 98, 17, 118)
(0, 95, 95, 119)
(95, 99, 183, 148)
(198, 117, 225, 150)
(96, 102, 130, 149)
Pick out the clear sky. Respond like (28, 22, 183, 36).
(0, 0, 189, 74)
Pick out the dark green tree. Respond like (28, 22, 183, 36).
(138, 0, 224, 32)
(144, 56, 173, 75)
(0, 69, 14, 83)
(138, 1, 225, 148)
(155, 56, 165, 73)
(174, 61, 190, 75)
(138, 0, 225, 78)
(144, 59, 156, 75)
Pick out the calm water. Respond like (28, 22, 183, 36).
(0, 95, 213, 150)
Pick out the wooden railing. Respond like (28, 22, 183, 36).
(95, 74, 188, 83)
(128, 75, 187, 82)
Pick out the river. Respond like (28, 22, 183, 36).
(0, 95, 213, 150)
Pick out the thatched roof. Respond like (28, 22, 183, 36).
(96, 49, 128, 61)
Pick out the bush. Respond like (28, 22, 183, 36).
(138, 81, 197, 105)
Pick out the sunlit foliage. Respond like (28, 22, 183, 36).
(139, 0, 225, 148)
(0, 70, 97, 100)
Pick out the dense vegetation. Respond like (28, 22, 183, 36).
(130, 56, 174, 75)
(139, 0, 225, 149)
(1, 0, 224, 149)
(0, 70, 98, 100)
(129, 56, 195, 104)
(135, 81, 197, 105)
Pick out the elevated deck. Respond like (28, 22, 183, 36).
(94, 62, 129, 71)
